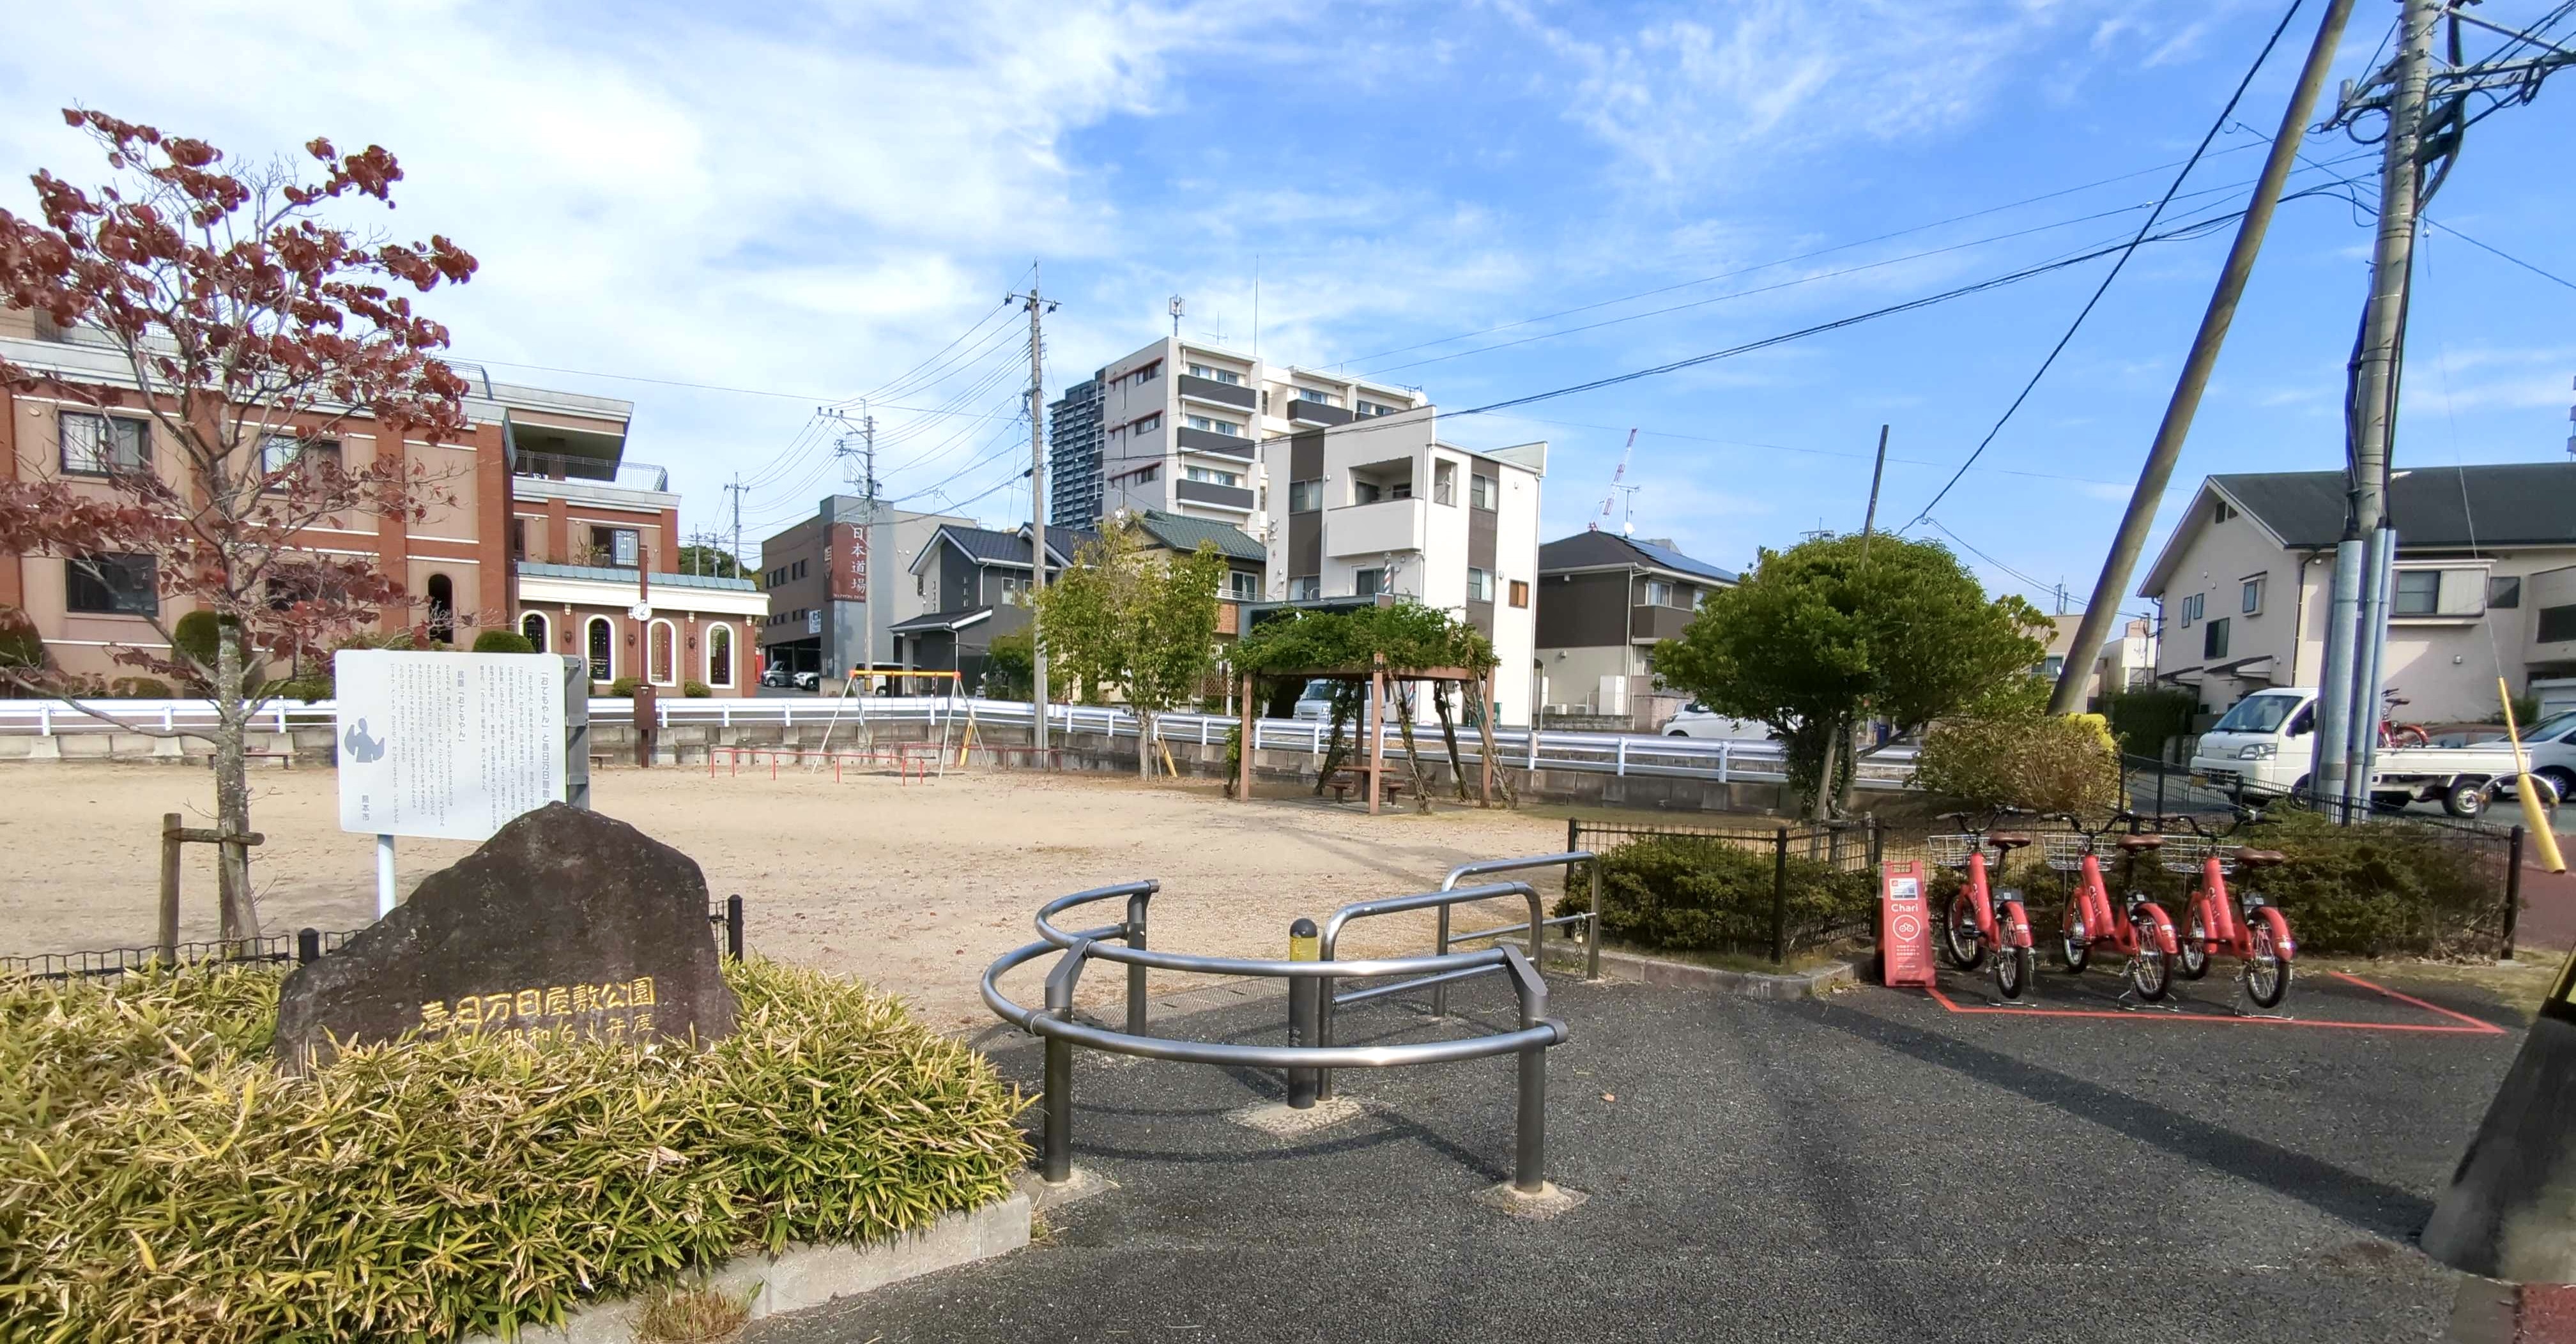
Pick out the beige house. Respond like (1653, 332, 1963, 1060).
(2034, 613, 2159, 706)
(2137, 463, 2576, 722)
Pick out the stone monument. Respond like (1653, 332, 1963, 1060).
(274, 802, 739, 1065)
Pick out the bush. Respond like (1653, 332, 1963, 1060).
(1915, 709, 2120, 814)
(1556, 835, 1877, 954)
(470, 629, 538, 654)
(608, 676, 642, 697)
(0, 605, 43, 671)
(0, 959, 1025, 1343)
(103, 676, 175, 699)
(683, 680, 712, 698)
(264, 676, 333, 702)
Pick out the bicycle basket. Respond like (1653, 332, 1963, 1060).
(1926, 834, 1984, 869)
(2039, 831, 2093, 873)
(2159, 835, 2239, 875)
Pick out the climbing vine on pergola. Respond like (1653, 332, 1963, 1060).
(1228, 604, 1507, 814)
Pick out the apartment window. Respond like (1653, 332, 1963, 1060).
(1185, 415, 1241, 436)
(1130, 362, 1161, 385)
(792, 560, 808, 581)
(1354, 567, 1387, 599)
(1353, 480, 1383, 505)
(1288, 575, 1321, 600)
(2393, 569, 2441, 617)
(2179, 592, 2203, 627)
(1183, 466, 1241, 487)
(1433, 460, 1457, 506)
(1509, 579, 1529, 609)
(59, 413, 148, 476)
(2202, 616, 2230, 661)
(1644, 579, 1675, 607)
(1226, 570, 1258, 601)
(2489, 576, 2524, 609)
(64, 554, 157, 615)
(260, 434, 339, 480)
(590, 526, 640, 568)
(1287, 386, 1337, 408)
(1468, 568, 1494, 602)
(1130, 413, 1163, 434)
(2241, 574, 2265, 616)
(1186, 363, 1241, 386)
(2540, 604, 2576, 644)
(1356, 400, 1400, 418)
(1470, 473, 1497, 510)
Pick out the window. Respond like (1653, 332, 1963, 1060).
(1186, 363, 1241, 386)
(1433, 461, 1457, 506)
(1354, 568, 1387, 599)
(2489, 576, 2523, 609)
(1289, 576, 1321, 601)
(648, 619, 676, 684)
(591, 526, 640, 568)
(2041, 655, 2066, 680)
(792, 560, 808, 581)
(512, 518, 528, 561)
(1183, 466, 1241, 487)
(707, 624, 734, 687)
(425, 574, 455, 645)
(522, 612, 550, 650)
(1508, 579, 1529, 609)
(1185, 415, 1241, 436)
(1130, 361, 1161, 385)
(260, 434, 339, 482)
(1470, 473, 1497, 510)
(59, 413, 148, 476)
(2241, 575, 2265, 615)
(1644, 579, 1675, 607)
(2202, 616, 2230, 661)
(2179, 592, 2203, 627)
(1226, 570, 1258, 601)
(585, 616, 614, 682)
(1356, 400, 1400, 418)
(999, 574, 1023, 606)
(2212, 499, 2237, 524)
(916, 571, 926, 597)
(1287, 386, 1336, 408)
(1289, 479, 1322, 514)
(2393, 569, 2441, 617)
(1467, 568, 1494, 602)
(1130, 413, 1163, 434)
(2538, 604, 2576, 645)
(64, 554, 155, 615)
(1353, 480, 1383, 505)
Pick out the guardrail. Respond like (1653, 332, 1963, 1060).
(983, 876, 1568, 1192)
(0, 694, 1920, 790)
(2, 898, 749, 979)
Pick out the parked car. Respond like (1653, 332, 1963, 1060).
(760, 666, 795, 689)
(1662, 701, 1768, 740)
(793, 670, 822, 692)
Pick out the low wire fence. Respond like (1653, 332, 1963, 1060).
(1568, 817, 1885, 965)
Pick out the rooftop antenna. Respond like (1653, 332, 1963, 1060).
(1169, 294, 1184, 340)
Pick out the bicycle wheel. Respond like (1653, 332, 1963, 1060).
(2178, 910, 2212, 981)
(2057, 892, 2090, 974)
(1993, 942, 2034, 1001)
(2125, 912, 2172, 1002)
(1942, 887, 1988, 970)
(2245, 908, 2294, 1009)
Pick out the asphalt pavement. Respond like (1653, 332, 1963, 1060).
(756, 963, 2527, 1344)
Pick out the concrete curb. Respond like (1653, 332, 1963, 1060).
(461, 1193, 1029, 1344)
(1534, 938, 1860, 1000)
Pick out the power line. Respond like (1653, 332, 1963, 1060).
(1902, 0, 2310, 532)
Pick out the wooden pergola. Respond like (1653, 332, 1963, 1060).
(1233, 657, 1496, 814)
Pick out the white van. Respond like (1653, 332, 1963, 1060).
(2189, 688, 2317, 798)
(2191, 687, 2574, 816)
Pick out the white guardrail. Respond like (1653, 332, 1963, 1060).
(0, 696, 1920, 790)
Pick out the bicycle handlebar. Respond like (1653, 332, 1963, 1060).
(1940, 806, 2030, 834)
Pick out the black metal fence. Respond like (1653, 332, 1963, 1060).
(2, 898, 752, 981)
(1568, 816, 1884, 965)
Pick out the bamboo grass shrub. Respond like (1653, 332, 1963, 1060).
(0, 959, 1025, 1343)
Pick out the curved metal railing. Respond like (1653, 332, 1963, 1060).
(984, 877, 1570, 1191)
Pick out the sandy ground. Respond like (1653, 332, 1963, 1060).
(0, 763, 1578, 1031)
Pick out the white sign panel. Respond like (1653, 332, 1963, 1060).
(336, 650, 567, 841)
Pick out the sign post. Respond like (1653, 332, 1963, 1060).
(1878, 858, 1935, 987)
(337, 650, 569, 919)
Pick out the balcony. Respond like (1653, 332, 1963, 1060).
(514, 448, 668, 491)
(1175, 478, 1255, 511)
(1326, 496, 1425, 557)
(1178, 374, 1256, 410)
(1177, 427, 1254, 459)
(1630, 604, 1694, 643)
(1286, 398, 1352, 427)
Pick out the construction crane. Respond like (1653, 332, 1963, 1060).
(1589, 427, 1639, 535)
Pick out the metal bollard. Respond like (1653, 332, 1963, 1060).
(1586, 858, 1602, 981)
(1430, 903, 1453, 1017)
(1505, 945, 1552, 1194)
(296, 927, 321, 965)
(1125, 890, 1151, 1035)
(1043, 1034, 1074, 1183)
(1287, 917, 1320, 1110)
(725, 894, 746, 961)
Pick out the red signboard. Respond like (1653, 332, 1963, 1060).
(1878, 859, 1935, 987)
(827, 523, 870, 602)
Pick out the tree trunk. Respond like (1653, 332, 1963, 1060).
(1138, 707, 1154, 779)
(1470, 680, 1517, 809)
(1393, 683, 1433, 814)
(1809, 714, 1843, 822)
(1836, 717, 1866, 815)
(1434, 683, 1470, 801)
(1316, 689, 1353, 795)
(213, 628, 261, 943)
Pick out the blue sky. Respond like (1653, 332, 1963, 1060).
(3, 1, 2571, 613)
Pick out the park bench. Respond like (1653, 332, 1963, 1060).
(1323, 767, 1406, 804)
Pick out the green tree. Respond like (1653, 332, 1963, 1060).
(981, 625, 1033, 700)
(1652, 533, 2048, 818)
(674, 544, 743, 579)
(1032, 523, 1228, 778)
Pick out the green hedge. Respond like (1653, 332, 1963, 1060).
(1554, 835, 1878, 954)
(0, 959, 1026, 1343)
(1924, 809, 2510, 958)
(470, 629, 537, 654)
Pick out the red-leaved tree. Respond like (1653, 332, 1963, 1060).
(0, 110, 477, 940)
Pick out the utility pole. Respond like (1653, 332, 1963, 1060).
(724, 474, 746, 580)
(2048, 0, 2356, 717)
(1858, 424, 1889, 559)
(1009, 271, 1058, 749)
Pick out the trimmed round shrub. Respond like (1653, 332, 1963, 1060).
(608, 676, 642, 697)
(105, 676, 175, 699)
(0, 959, 1025, 1343)
(470, 629, 539, 654)
(682, 680, 712, 698)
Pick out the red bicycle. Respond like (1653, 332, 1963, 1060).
(2163, 807, 2297, 1011)
(2046, 813, 2179, 1004)
(1934, 809, 2039, 1001)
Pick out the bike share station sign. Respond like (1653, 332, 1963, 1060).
(336, 651, 579, 916)
(1878, 858, 1935, 987)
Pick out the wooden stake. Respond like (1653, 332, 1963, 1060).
(1367, 666, 1386, 816)
(159, 813, 182, 962)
